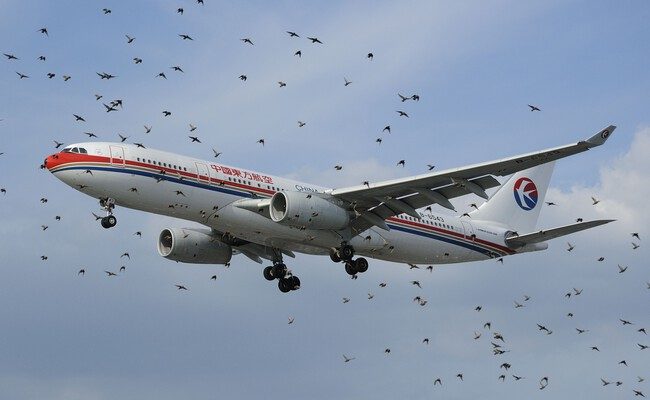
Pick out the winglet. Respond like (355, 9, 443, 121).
(585, 125, 616, 147)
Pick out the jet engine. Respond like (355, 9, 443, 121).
(158, 228, 232, 264)
(269, 191, 350, 230)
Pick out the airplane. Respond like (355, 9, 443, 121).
(44, 125, 616, 293)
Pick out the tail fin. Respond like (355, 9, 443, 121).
(470, 161, 555, 232)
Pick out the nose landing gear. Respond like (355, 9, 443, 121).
(99, 197, 117, 229)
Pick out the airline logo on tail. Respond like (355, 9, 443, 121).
(513, 177, 538, 211)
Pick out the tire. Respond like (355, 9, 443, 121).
(272, 263, 287, 279)
(106, 215, 117, 227)
(329, 249, 342, 263)
(100, 217, 111, 229)
(340, 245, 354, 260)
(355, 257, 369, 273)
(344, 261, 357, 276)
(289, 276, 301, 290)
(278, 279, 291, 293)
(263, 266, 274, 281)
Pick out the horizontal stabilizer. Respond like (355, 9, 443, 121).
(505, 219, 615, 248)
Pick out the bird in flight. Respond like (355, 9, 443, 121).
(342, 354, 355, 362)
(307, 37, 323, 44)
(396, 160, 405, 167)
(567, 242, 575, 251)
(3, 53, 18, 60)
(396, 110, 409, 117)
(16, 72, 29, 79)
(297, 121, 306, 128)
(344, 77, 352, 86)
(38, 27, 48, 36)
(528, 104, 541, 112)
(125, 35, 135, 43)
(175, 284, 189, 290)
(591, 196, 600, 205)
(241, 38, 254, 45)
(539, 376, 549, 390)
(257, 139, 265, 146)
(286, 31, 299, 37)
(367, 52, 373, 60)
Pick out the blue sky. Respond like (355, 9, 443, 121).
(1, 1, 648, 399)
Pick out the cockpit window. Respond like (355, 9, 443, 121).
(78, 148, 87, 154)
(71, 147, 79, 153)
(62, 148, 72, 153)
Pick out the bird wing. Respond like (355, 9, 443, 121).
(330, 126, 615, 233)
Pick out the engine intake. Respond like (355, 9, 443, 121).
(269, 191, 350, 230)
(158, 228, 232, 264)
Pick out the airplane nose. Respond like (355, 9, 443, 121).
(44, 153, 62, 171)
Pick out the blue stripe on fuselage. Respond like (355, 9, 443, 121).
(52, 165, 256, 198)
(56, 164, 505, 257)
(387, 223, 503, 257)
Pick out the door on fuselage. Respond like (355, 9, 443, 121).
(195, 162, 210, 184)
(461, 221, 476, 241)
(109, 145, 125, 167)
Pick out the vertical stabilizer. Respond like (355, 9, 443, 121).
(470, 162, 555, 232)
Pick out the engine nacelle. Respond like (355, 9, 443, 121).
(269, 191, 350, 230)
(157, 228, 232, 264)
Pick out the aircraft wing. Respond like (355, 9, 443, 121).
(504, 219, 615, 248)
(329, 125, 615, 232)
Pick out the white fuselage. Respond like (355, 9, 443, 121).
(46, 142, 520, 265)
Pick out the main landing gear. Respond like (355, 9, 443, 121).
(99, 197, 117, 229)
(263, 261, 300, 293)
(330, 243, 369, 277)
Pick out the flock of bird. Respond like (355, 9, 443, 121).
(1, 2, 647, 397)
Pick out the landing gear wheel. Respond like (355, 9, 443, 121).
(289, 276, 301, 290)
(340, 244, 355, 261)
(329, 249, 342, 263)
(263, 266, 274, 281)
(101, 215, 117, 229)
(345, 261, 357, 276)
(272, 263, 287, 279)
(278, 278, 291, 293)
(355, 257, 368, 273)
